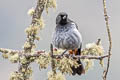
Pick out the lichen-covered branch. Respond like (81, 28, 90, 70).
(24, 0, 46, 53)
(0, 48, 109, 61)
(54, 54, 109, 60)
(0, 48, 20, 54)
(0, 40, 110, 80)
(31, 0, 45, 25)
(18, 0, 46, 79)
(102, 0, 112, 80)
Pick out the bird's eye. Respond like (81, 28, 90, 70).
(58, 15, 61, 18)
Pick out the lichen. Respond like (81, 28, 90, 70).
(28, 8, 35, 16)
(82, 42, 104, 71)
(56, 56, 79, 75)
(48, 71, 66, 80)
(35, 53, 51, 69)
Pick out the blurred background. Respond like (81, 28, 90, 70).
(0, 0, 119, 80)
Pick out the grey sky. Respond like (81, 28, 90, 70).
(0, 0, 119, 80)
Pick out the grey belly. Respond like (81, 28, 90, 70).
(53, 33, 80, 50)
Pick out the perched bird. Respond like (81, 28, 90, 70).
(52, 12, 85, 75)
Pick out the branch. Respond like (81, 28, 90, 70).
(102, 0, 112, 80)
(54, 54, 110, 60)
(31, 0, 45, 25)
(18, 0, 46, 79)
(24, 0, 46, 53)
(50, 44, 56, 74)
(0, 48, 45, 57)
(0, 48, 20, 53)
(0, 48, 110, 60)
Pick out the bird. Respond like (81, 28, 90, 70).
(52, 12, 85, 75)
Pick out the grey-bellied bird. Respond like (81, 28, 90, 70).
(52, 12, 85, 75)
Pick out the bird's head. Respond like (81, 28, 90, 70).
(56, 12, 68, 25)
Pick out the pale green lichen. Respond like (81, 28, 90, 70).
(56, 56, 79, 75)
(25, 25, 40, 36)
(10, 71, 23, 80)
(81, 42, 104, 71)
(28, 8, 35, 16)
(82, 42, 104, 56)
(0, 48, 11, 53)
(23, 42, 31, 50)
(23, 41, 36, 53)
(34, 17, 45, 29)
(100, 59, 104, 67)
(20, 56, 29, 65)
(24, 17, 44, 45)
(9, 54, 19, 63)
(48, 71, 66, 80)
(21, 67, 33, 77)
(45, 0, 57, 13)
(2, 53, 9, 59)
(35, 53, 51, 69)
(35, 36, 40, 41)
(53, 49, 65, 55)
(0, 49, 19, 63)
(10, 68, 32, 80)
(83, 59, 94, 71)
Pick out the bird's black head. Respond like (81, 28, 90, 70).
(56, 12, 68, 25)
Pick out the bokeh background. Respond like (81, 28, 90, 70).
(0, 0, 119, 80)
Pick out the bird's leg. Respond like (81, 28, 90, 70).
(61, 50, 68, 56)
(68, 50, 74, 57)
(69, 49, 78, 58)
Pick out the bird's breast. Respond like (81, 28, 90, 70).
(52, 27, 82, 50)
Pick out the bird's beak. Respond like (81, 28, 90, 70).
(63, 16, 66, 19)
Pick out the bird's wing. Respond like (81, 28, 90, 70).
(68, 18, 79, 29)
(68, 18, 82, 55)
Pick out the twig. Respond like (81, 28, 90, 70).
(50, 44, 56, 74)
(60, 50, 68, 56)
(0, 48, 20, 53)
(50, 44, 56, 75)
(96, 39, 101, 45)
(102, 0, 112, 80)
(54, 54, 110, 60)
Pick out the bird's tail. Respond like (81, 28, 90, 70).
(71, 58, 85, 75)
(71, 48, 85, 75)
